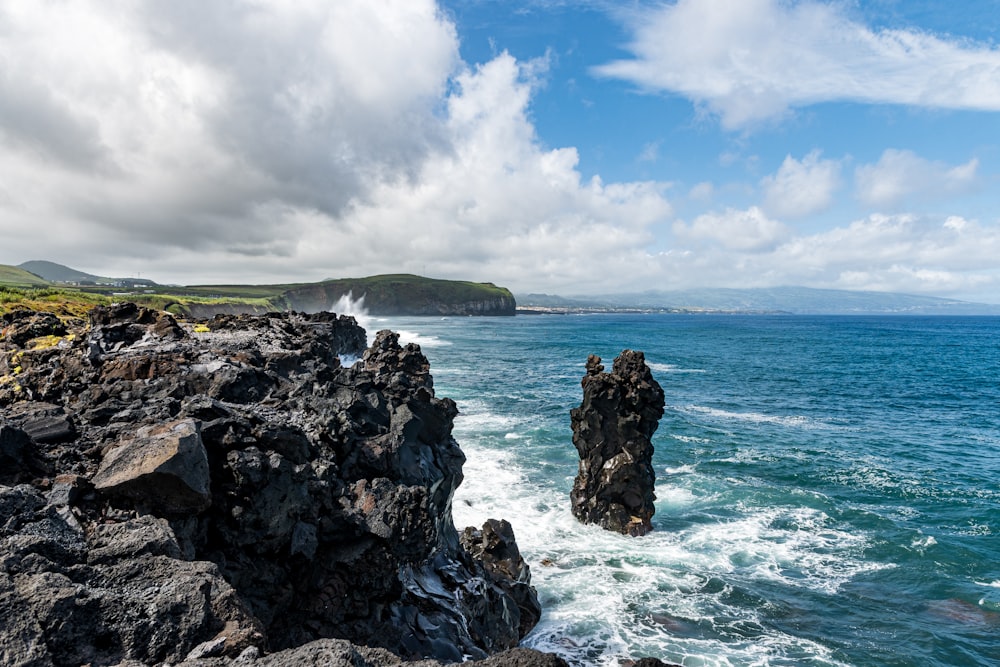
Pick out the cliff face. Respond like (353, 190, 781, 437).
(0, 305, 542, 665)
(283, 275, 517, 316)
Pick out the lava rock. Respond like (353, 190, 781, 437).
(0, 306, 540, 664)
(570, 351, 665, 536)
(92, 418, 212, 515)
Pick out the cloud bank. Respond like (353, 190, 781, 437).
(0, 0, 998, 302)
(595, 0, 1000, 129)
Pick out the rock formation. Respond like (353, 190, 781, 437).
(0, 304, 545, 665)
(569, 351, 665, 536)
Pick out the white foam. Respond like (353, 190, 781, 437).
(664, 464, 697, 475)
(648, 362, 706, 374)
(670, 434, 711, 444)
(679, 404, 830, 429)
(451, 427, 878, 666)
(395, 330, 452, 348)
(655, 485, 696, 508)
(337, 354, 361, 367)
(330, 291, 374, 345)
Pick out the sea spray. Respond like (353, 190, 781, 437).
(331, 291, 374, 347)
(330, 291, 452, 350)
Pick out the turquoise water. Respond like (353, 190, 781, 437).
(374, 314, 1000, 666)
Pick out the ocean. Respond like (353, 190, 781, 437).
(370, 313, 1000, 666)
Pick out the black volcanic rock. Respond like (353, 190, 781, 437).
(569, 351, 665, 536)
(0, 306, 545, 665)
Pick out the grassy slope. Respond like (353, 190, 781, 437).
(1, 270, 513, 319)
(0, 286, 111, 319)
(0, 265, 51, 288)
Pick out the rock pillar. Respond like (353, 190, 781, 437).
(569, 351, 664, 536)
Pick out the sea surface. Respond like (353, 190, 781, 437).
(368, 313, 1000, 667)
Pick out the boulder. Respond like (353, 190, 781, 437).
(461, 519, 542, 638)
(92, 418, 212, 514)
(1, 310, 66, 347)
(569, 351, 665, 536)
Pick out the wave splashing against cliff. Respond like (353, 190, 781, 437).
(332, 291, 373, 349)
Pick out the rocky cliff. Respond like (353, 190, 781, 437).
(0, 304, 546, 666)
(282, 275, 516, 316)
(569, 352, 665, 537)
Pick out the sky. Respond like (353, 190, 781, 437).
(1, 0, 999, 302)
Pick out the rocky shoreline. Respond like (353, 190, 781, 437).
(0, 304, 550, 666)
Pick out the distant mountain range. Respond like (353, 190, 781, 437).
(517, 286, 1000, 315)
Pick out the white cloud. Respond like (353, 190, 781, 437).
(758, 213, 1000, 295)
(760, 150, 841, 218)
(0, 1, 676, 291)
(638, 141, 660, 163)
(854, 149, 980, 208)
(650, 210, 1000, 300)
(688, 182, 714, 201)
(673, 206, 789, 252)
(0, 0, 460, 264)
(1, 1, 998, 303)
(594, 0, 1000, 129)
(306, 54, 674, 293)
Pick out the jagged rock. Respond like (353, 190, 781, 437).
(1, 310, 66, 347)
(0, 307, 540, 664)
(10, 403, 77, 444)
(570, 351, 665, 536)
(92, 418, 212, 514)
(174, 639, 569, 667)
(461, 519, 542, 638)
(0, 486, 262, 666)
(0, 424, 33, 484)
(623, 659, 683, 667)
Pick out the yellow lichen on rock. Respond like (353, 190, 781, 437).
(27, 335, 66, 350)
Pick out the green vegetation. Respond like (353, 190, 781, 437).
(128, 293, 284, 318)
(1, 262, 515, 318)
(18, 260, 157, 286)
(283, 274, 515, 315)
(0, 285, 111, 319)
(0, 264, 51, 288)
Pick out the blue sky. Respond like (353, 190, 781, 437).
(1, 1, 999, 301)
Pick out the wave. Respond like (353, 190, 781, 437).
(395, 330, 452, 348)
(330, 291, 374, 345)
(451, 426, 880, 666)
(648, 362, 706, 374)
(669, 434, 711, 444)
(678, 404, 832, 429)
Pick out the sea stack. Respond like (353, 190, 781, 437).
(570, 351, 665, 536)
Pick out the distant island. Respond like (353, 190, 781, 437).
(1, 261, 516, 318)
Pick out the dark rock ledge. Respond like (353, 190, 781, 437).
(0, 304, 553, 666)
